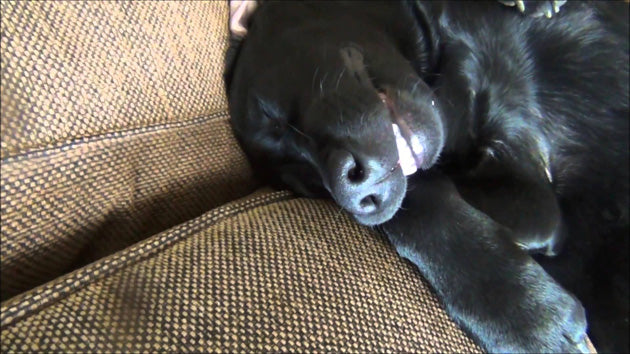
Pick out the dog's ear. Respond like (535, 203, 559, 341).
(408, 1, 441, 75)
(229, 0, 259, 38)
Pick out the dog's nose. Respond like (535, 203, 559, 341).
(326, 148, 390, 215)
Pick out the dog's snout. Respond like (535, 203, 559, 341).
(346, 160, 366, 183)
(326, 148, 397, 215)
(358, 194, 380, 214)
(328, 148, 368, 185)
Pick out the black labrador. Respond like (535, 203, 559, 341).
(224, 1, 629, 352)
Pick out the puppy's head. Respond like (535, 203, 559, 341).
(225, 1, 444, 225)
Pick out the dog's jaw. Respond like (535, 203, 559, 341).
(380, 91, 438, 176)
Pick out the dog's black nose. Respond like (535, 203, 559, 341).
(326, 148, 392, 215)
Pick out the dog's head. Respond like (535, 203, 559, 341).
(225, 1, 444, 225)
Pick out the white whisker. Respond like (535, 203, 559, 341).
(311, 66, 320, 93)
(288, 123, 314, 143)
(320, 72, 329, 97)
(411, 80, 421, 95)
(335, 68, 346, 91)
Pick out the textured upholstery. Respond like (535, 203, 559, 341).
(1, 191, 482, 352)
(1, 1, 230, 158)
(1, 1, 259, 298)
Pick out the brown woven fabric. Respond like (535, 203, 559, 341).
(1, 1, 259, 299)
(1, 0, 229, 159)
(1, 113, 259, 300)
(0, 190, 482, 352)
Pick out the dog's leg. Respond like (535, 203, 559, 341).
(452, 146, 565, 256)
(429, 26, 565, 256)
(381, 169, 589, 353)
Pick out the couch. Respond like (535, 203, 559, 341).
(0, 1, 575, 351)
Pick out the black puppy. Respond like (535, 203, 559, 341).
(225, 1, 629, 352)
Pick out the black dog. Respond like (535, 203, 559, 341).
(225, 1, 629, 352)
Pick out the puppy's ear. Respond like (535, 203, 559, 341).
(229, 0, 259, 38)
(408, 1, 440, 74)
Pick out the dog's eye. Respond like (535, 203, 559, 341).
(257, 98, 287, 139)
(269, 121, 285, 138)
(263, 112, 286, 139)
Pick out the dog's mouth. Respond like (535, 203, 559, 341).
(378, 91, 427, 176)
(338, 45, 440, 177)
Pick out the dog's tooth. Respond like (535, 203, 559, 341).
(401, 161, 417, 176)
(553, 2, 560, 13)
(392, 123, 401, 136)
(554, 0, 566, 13)
(515, 0, 525, 13)
(410, 135, 424, 156)
(392, 124, 418, 176)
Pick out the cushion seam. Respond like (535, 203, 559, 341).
(0, 189, 294, 329)
(2, 110, 230, 164)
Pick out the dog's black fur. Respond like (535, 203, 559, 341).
(225, 1, 629, 352)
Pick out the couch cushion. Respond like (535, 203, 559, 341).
(0, 189, 482, 352)
(1, 1, 230, 158)
(1, 113, 260, 300)
(1, 1, 260, 299)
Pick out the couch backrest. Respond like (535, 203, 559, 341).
(1, 1, 259, 300)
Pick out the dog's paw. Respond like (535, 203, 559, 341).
(489, 295, 591, 353)
(485, 265, 591, 353)
(532, 293, 590, 353)
(499, 0, 566, 18)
